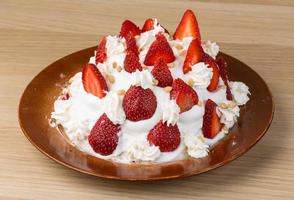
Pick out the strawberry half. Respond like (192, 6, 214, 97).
(183, 38, 204, 74)
(173, 9, 201, 40)
(151, 59, 173, 87)
(88, 113, 120, 156)
(125, 33, 139, 55)
(170, 78, 199, 113)
(147, 120, 181, 152)
(202, 54, 220, 92)
(123, 86, 157, 121)
(95, 36, 107, 64)
(144, 33, 175, 66)
(216, 56, 233, 100)
(124, 51, 142, 73)
(202, 99, 222, 139)
(142, 18, 154, 32)
(82, 63, 108, 98)
(119, 20, 141, 38)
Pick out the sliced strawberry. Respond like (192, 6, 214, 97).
(173, 9, 201, 40)
(202, 54, 220, 92)
(183, 38, 204, 74)
(202, 99, 222, 139)
(95, 36, 107, 64)
(216, 56, 233, 100)
(123, 86, 157, 121)
(125, 33, 139, 55)
(124, 51, 142, 73)
(88, 113, 120, 156)
(119, 20, 141, 38)
(82, 63, 108, 98)
(142, 18, 154, 32)
(170, 78, 199, 113)
(144, 33, 175, 66)
(147, 120, 181, 152)
(151, 59, 173, 87)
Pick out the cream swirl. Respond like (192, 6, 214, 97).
(230, 81, 250, 105)
(102, 91, 126, 125)
(130, 69, 154, 89)
(187, 62, 213, 88)
(184, 133, 209, 158)
(201, 40, 219, 59)
(127, 140, 161, 162)
(217, 101, 240, 131)
(106, 35, 125, 56)
(162, 100, 180, 126)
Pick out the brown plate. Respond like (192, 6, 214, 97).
(18, 47, 274, 181)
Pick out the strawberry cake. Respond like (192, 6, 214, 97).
(50, 10, 250, 163)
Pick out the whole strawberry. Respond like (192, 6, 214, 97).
(88, 113, 120, 156)
(123, 86, 157, 121)
(147, 120, 181, 152)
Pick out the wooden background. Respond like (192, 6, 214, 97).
(0, 0, 293, 199)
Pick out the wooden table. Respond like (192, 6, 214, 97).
(1, 0, 293, 199)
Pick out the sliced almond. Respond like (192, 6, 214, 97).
(175, 44, 183, 50)
(153, 79, 159, 86)
(164, 86, 172, 92)
(180, 50, 187, 56)
(106, 74, 115, 83)
(197, 100, 203, 107)
(228, 101, 237, 108)
(219, 103, 228, 109)
(117, 89, 126, 96)
(112, 62, 118, 69)
(116, 65, 122, 72)
(167, 62, 175, 68)
(188, 79, 194, 87)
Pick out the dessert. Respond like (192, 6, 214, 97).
(50, 9, 250, 163)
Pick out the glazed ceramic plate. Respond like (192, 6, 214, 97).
(18, 47, 274, 181)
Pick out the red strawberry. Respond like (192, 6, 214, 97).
(88, 113, 120, 156)
(202, 99, 222, 139)
(123, 86, 157, 121)
(82, 63, 108, 98)
(216, 56, 233, 100)
(170, 78, 199, 113)
(147, 120, 181, 152)
(119, 20, 141, 38)
(173, 9, 201, 40)
(202, 54, 220, 92)
(142, 18, 154, 32)
(95, 36, 107, 64)
(183, 38, 204, 74)
(144, 33, 175, 66)
(124, 51, 142, 73)
(125, 33, 139, 55)
(151, 59, 173, 87)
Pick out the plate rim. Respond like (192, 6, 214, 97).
(18, 47, 275, 181)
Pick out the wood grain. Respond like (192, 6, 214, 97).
(0, 0, 293, 199)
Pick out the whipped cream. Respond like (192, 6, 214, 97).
(217, 101, 240, 131)
(51, 32, 250, 164)
(184, 132, 209, 158)
(202, 40, 219, 59)
(102, 91, 126, 124)
(162, 100, 180, 126)
(187, 62, 213, 88)
(230, 81, 250, 105)
(130, 69, 154, 89)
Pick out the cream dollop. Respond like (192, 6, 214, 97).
(230, 81, 250, 105)
(131, 69, 154, 89)
(106, 35, 125, 56)
(217, 101, 240, 131)
(162, 100, 180, 126)
(202, 40, 219, 59)
(127, 140, 161, 162)
(187, 62, 213, 88)
(170, 37, 193, 57)
(102, 91, 126, 125)
(184, 133, 209, 158)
